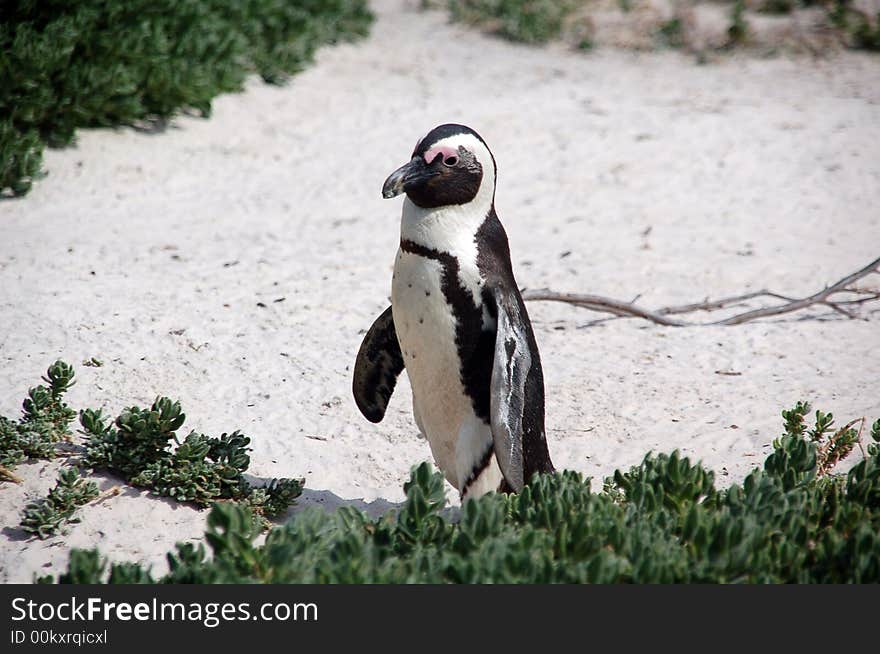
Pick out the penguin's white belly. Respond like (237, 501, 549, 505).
(391, 248, 500, 493)
(392, 249, 466, 485)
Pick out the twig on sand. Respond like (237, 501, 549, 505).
(523, 290, 689, 326)
(522, 256, 880, 327)
(854, 417, 869, 463)
(91, 485, 121, 504)
(0, 465, 23, 484)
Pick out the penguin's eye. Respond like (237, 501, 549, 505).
(424, 145, 461, 166)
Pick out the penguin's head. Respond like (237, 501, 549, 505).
(382, 123, 496, 210)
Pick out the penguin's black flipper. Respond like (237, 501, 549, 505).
(353, 306, 405, 423)
(488, 285, 552, 492)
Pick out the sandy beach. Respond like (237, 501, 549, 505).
(1, 0, 879, 583)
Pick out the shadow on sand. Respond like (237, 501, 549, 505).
(1, 471, 406, 545)
(241, 473, 404, 524)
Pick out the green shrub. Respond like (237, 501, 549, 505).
(448, 0, 576, 44)
(44, 404, 880, 584)
(443, 1, 880, 55)
(20, 467, 99, 539)
(0, 120, 44, 197)
(760, 0, 796, 14)
(3, 360, 302, 538)
(657, 18, 684, 49)
(80, 396, 303, 521)
(831, 1, 880, 51)
(728, 0, 749, 46)
(0, 0, 373, 196)
(0, 360, 76, 479)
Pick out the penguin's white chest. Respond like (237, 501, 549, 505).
(391, 248, 481, 486)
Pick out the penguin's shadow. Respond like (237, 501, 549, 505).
(293, 488, 401, 519)
(242, 474, 403, 523)
(276, 487, 460, 524)
(0, 475, 403, 545)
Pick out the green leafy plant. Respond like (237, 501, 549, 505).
(728, 0, 749, 46)
(657, 18, 684, 49)
(80, 396, 303, 521)
(20, 467, 99, 539)
(760, 0, 796, 14)
(0, 0, 373, 196)
(770, 401, 863, 482)
(0, 120, 44, 196)
(0, 360, 76, 481)
(45, 403, 880, 584)
(448, 0, 576, 44)
(830, 1, 880, 51)
(441, 0, 880, 55)
(3, 361, 302, 538)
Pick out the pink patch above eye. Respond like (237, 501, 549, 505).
(423, 145, 460, 165)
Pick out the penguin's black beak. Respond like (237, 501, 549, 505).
(382, 157, 435, 199)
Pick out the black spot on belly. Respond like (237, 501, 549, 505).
(461, 441, 494, 498)
(401, 238, 492, 422)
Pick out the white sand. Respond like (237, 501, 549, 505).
(1, 0, 879, 583)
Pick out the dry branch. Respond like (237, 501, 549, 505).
(91, 485, 121, 504)
(0, 465, 23, 484)
(817, 417, 864, 476)
(522, 256, 880, 327)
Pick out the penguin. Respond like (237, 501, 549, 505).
(353, 123, 554, 500)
